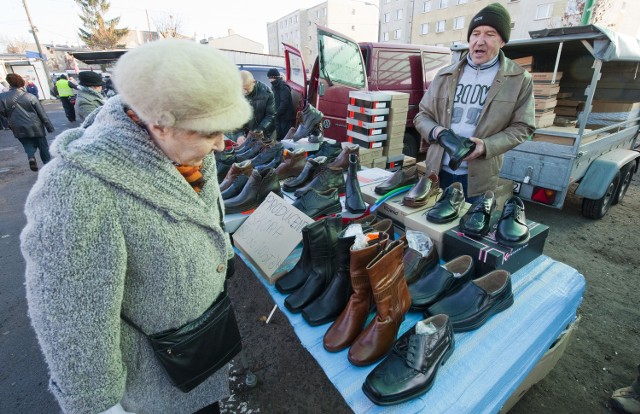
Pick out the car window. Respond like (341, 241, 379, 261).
(318, 33, 366, 88)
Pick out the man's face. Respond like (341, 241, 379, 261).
(242, 80, 256, 96)
(468, 25, 505, 65)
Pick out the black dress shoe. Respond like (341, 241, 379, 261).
(496, 196, 530, 247)
(409, 255, 474, 311)
(282, 156, 328, 192)
(224, 168, 282, 214)
(403, 234, 439, 285)
(221, 174, 249, 200)
(427, 269, 513, 332)
(292, 188, 342, 219)
(362, 314, 454, 406)
(310, 140, 343, 161)
(374, 166, 419, 195)
(403, 171, 440, 207)
(437, 129, 476, 171)
(459, 190, 496, 238)
(425, 182, 465, 224)
(293, 166, 345, 198)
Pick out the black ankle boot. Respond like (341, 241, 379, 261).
(345, 153, 366, 214)
(293, 103, 323, 141)
(301, 230, 355, 325)
(284, 217, 341, 313)
(437, 129, 476, 171)
(276, 222, 313, 293)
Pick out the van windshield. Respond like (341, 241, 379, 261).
(318, 33, 366, 88)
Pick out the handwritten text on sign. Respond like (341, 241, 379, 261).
(232, 192, 314, 278)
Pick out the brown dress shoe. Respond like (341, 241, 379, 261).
(348, 239, 411, 366)
(327, 143, 360, 171)
(275, 148, 307, 180)
(403, 171, 440, 207)
(219, 160, 253, 192)
(374, 166, 419, 195)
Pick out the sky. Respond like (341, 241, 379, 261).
(1, 0, 335, 52)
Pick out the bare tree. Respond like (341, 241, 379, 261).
(3, 36, 31, 54)
(154, 14, 184, 39)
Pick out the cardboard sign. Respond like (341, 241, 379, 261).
(232, 192, 314, 283)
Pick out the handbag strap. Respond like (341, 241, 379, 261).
(5, 90, 25, 118)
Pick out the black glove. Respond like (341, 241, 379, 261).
(226, 256, 235, 280)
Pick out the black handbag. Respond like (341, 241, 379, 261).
(122, 289, 242, 392)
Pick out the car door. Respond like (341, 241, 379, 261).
(283, 43, 308, 112)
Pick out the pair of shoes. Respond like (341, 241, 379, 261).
(426, 269, 513, 332)
(363, 314, 454, 406)
(28, 157, 38, 172)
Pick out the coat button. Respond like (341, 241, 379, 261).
(216, 264, 225, 273)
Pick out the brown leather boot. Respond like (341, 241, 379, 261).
(348, 239, 411, 366)
(219, 160, 253, 192)
(323, 233, 389, 352)
(275, 148, 307, 180)
(327, 143, 360, 170)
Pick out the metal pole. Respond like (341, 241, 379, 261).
(581, 0, 596, 25)
(22, 0, 54, 90)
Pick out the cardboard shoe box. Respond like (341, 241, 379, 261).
(403, 202, 471, 256)
(442, 215, 550, 276)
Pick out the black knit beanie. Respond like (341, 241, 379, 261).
(467, 2, 511, 43)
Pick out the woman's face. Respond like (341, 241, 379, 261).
(148, 125, 225, 166)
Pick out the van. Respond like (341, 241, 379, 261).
(237, 64, 286, 88)
(283, 26, 451, 157)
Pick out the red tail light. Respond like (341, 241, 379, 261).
(532, 186, 556, 204)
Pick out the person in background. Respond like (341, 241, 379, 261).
(53, 74, 77, 122)
(21, 39, 251, 414)
(103, 74, 117, 98)
(75, 71, 106, 121)
(0, 73, 54, 171)
(231, 70, 275, 145)
(26, 77, 39, 99)
(0, 80, 10, 130)
(267, 68, 296, 141)
(413, 2, 535, 202)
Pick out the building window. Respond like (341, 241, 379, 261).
(316, 10, 320, 19)
(439, 0, 448, 9)
(436, 20, 446, 32)
(453, 16, 464, 30)
(421, 23, 429, 35)
(352, 25, 356, 30)
(535, 3, 552, 19)
(383, 32, 390, 41)
(396, 9, 403, 20)
(294, 15, 298, 23)
(384, 12, 391, 22)
(323, 7, 327, 17)
(423, 1, 432, 12)
(394, 29, 402, 39)
(308, 36, 312, 41)
(456, 0, 467, 4)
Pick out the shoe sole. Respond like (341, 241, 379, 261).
(496, 235, 531, 248)
(451, 294, 514, 332)
(362, 341, 455, 406)
(310, 203, 343, 219)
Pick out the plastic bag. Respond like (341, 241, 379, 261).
(405, 230, 433, 257)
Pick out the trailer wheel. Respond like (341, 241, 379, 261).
(403, 132, 418, 158)
(581, 172, 620, 219)
(612, 162, 635, 205)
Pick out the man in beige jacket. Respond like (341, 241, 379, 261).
(414, 2, 535, 202)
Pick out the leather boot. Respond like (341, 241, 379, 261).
(234, 130, 261, 153)
(437, 129, 476, 171)
(221, 174, 249, 200)
(215, 149, 236, 183)
(275, 148, 307, 180)
(251, 142, 284, 168)
(219, 160, 253, 192)
(255, 149, 284, 172)
(276, 222, 314, 294)
(310, 140, 343, 161)
(292, 188, 342, 219)
(348, 239, 411, 366)
(284, 217, 342, 313)
(224, 168, 282, 214)
(293, 103, 323, 141)
(345, 153, 366, 214)
(282, 156, 328, 192)
(301, 229, 356, 326)
(327, 143, 360, 170)
(293, 166, 346, 198)
(236, 138, 272, 162)
(323, 233, 389, 352)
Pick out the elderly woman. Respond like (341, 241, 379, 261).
(0, 73, 54, 171)
(75, 70, 106, 121)
(21, 40, 252, 414)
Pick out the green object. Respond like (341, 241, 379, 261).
(581, 0, 595, 25)
(371, 184, 414, 212)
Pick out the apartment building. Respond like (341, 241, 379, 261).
(379, 0, 414, 43)
(267, 0, 378, 65)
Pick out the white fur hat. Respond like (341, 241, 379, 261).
(113, 39, 252, 132)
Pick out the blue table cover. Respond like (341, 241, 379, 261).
(235, 249, 585, 414)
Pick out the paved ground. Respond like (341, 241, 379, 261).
(1, 101, 638, 413)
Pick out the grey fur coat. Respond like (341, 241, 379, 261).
(21, 96, 234, 414)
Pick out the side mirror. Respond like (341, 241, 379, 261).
(318, 83, 326, 97)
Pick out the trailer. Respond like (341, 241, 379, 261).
(452, 25, 640, 219)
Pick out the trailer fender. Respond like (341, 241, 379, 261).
(575, 149, 640, 199)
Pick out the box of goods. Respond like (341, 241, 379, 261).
(579, 101, 640, 127)
(442, 215, 549, 276)
(360, 185, 439, 225)
(349, 91, 393, 109)
(514, 56, 533, 71)
(357, 147, 384, 167)
(535, 109, 556, 128)
(403, 155, 416, 168)
(356, 167, 393, 187)
(382, 141, 404, 158)
(386, 153, 405, 171)
(372, 156, 387, 169)
(348, 109, 387, 123)
(347, 130, 387, 148)
(347, 104, 390, 116)
(530, 71, 563, 83)
(533, 83, 560, 97)
(403, 202, 471, 256)
(535, 98, 558, 111)
(387, 108, 408, 128)
(531, 126, 589, 146)
(347, 122, 387, 137)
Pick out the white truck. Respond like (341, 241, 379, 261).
(453, 25, 640, 219)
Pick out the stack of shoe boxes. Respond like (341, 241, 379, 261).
(532, 71, 563, 128)
(346, 91, 409, 171)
